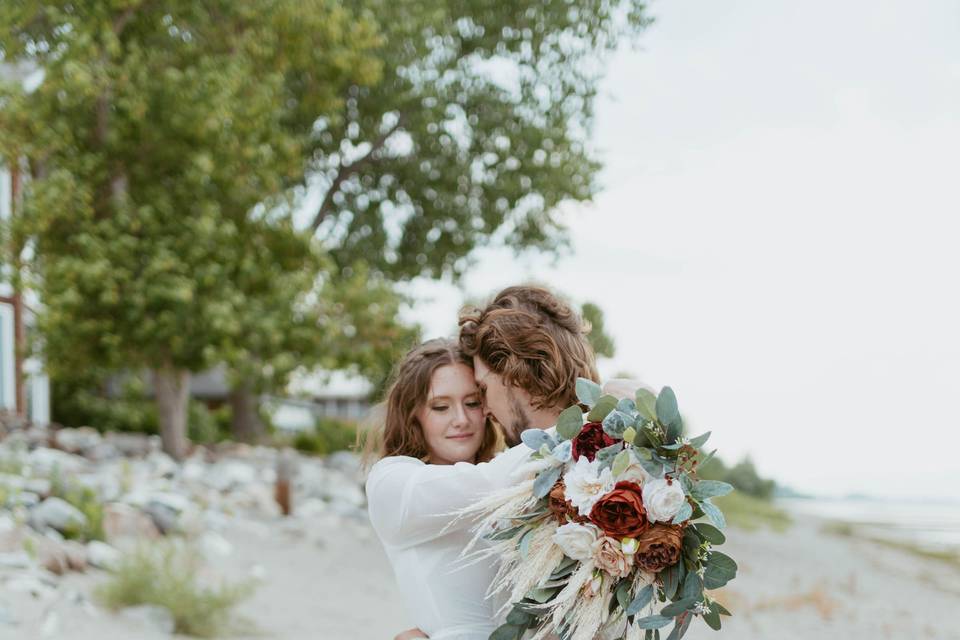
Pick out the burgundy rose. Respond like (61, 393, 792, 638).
(589, 481, 649, 538)
(571, 422, 616, 462)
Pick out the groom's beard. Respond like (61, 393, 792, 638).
(504, 393, 531, 447)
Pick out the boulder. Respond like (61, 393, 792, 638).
(31, 497, 87, 534)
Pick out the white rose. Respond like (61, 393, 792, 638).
(642, 477, 686, 523)
(617, 457, 654, 488)
(552, 522, 600, 561)
(563, 456, 615, 516)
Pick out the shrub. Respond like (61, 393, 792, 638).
(292, 418, 357, 456)
(95, 542, 256, 638)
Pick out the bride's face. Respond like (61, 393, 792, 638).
(416, 363, 487, 465)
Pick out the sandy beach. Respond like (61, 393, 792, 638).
(4, 509, 959, 640)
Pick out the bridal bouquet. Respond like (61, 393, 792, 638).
(467, 379, 737, 640)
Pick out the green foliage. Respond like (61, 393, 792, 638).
(306, 0, 652, 279)
(95, 542, 256, 638)
(581, 302, 615, 358)
(0, 2, 387, 454)
(699, 456, 776, 500)
(49, 475, 106, 542)
(291, 418, 358, 456)
(51, 372, 231, 442)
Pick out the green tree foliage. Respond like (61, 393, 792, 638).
(581, 301, 615, 358)
(699, 455, 777, 501)
(0, 1, 384, 458)
(305, 0, 652, 278)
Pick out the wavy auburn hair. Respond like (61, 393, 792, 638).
(458, 285, 600, 410)
(362, 338, 504, 465)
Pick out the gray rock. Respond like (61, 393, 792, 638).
(87, 540, 121, 570)
(53, 427, 102, 455)
(32, 497, 88, 534)
(28, 447, 87, 475)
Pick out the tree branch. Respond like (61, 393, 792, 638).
(309, 117, 405, 233)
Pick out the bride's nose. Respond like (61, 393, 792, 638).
(451, 403, 469, 427)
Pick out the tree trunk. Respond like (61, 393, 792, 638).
(229, 380, 264, 443)
(154, 365, 190, 460)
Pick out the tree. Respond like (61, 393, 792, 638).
(582, 302, 615, 358)
(0, 1, 383, 458)
(304, 0, 652, 279)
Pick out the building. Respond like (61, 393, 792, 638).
(1, 63, 51, 424)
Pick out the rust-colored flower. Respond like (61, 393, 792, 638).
(634, 523, 684, 573)
(571, 422, 616, 462)
(589, 481, 648, 538)
(548, 479, 588, 524)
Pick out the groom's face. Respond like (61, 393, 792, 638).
(473, 356, 533, 447)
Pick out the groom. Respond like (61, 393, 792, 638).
(392, 284, 600, 640)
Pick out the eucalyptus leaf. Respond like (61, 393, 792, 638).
(626, 585, 654, 616)
(611, 449, 632, 477)
(659, 598, 695, 617)
(616, 397, 638, 414)
(518, 528, 535, 558)
(634, 615, 672, 630)
(551, 440, 573, 463)
(703, 605, 722, 630)
(576, 378, 603, 407)
(655, 387, 680, 429)
(638, 457, 664, 478)
(699, 448, 718, 467)
(622, 426, 637, 444)
(527, 586, 560, 604)
(693, 523, 726, 545)
(688, 431, 711, 448)
(557, 406, 585, 440)
(602, 410, 630, 438)
(615, 578, 633, 610)
(635, 389, 657, 421)
(595, 442, 624, 468)
(701, 500, 727, 530)
(533, 465, 563, 499)
(486, 524, 526, 541)
(521, 429, 556, 451)
(506, 607, 535, 626)
(490, 623, 524, 640)
(681, 572, 702, 602)
(715, 602, 732, 616)
(665, 612, 692, 640)
(671, 501, 693, 525)
(692, 480, 734, 500)
(661, 562, 681, 600)
(588, 395, 618, 422)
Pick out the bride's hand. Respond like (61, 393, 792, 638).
(394, 628, 428, 640)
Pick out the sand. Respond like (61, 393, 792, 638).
(2, 514, 958, 640)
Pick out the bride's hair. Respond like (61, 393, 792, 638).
(361, 338, 504, 466)
(458, 285, 599, 411)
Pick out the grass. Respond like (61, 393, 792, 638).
(713, 492, 792, 532)
(95, 541, 258, 638)
(822, 521, 960, 569)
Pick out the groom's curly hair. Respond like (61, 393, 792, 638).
(458, 285, 599, 410)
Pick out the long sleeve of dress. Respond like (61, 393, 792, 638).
(366, 443, 532, 549)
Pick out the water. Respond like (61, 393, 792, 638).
(777, 496, 960, 555)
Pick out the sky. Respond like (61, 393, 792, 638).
(402, 0, 960, 499)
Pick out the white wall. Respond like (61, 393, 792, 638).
(0, 304, 16, 411)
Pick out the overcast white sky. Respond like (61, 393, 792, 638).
(403, 0, 960, 499)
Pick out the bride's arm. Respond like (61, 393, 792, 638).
(366, 443, 532, 548)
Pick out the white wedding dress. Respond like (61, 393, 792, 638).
(366, 444, 532, 640)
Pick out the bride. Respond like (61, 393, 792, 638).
(364, 338, 532, 640)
